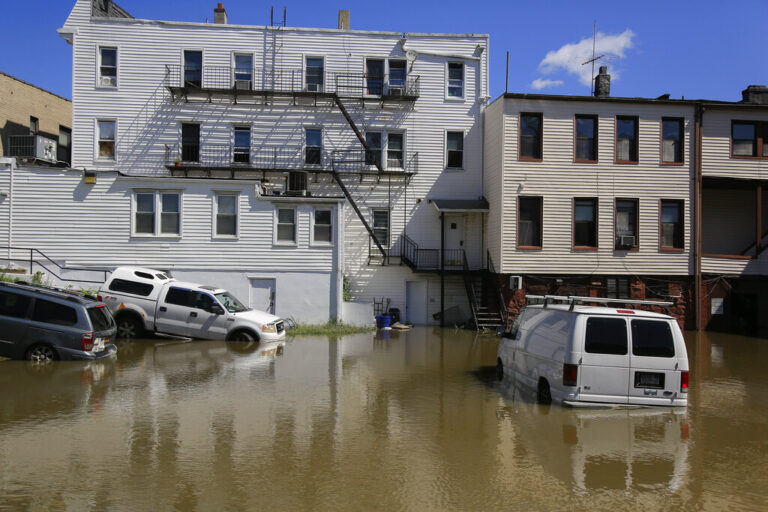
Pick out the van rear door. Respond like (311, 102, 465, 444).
(627, 319, 682, 405)
(579, 316, 630, 404)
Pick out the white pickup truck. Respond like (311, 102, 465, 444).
(98, 267, 285, 342)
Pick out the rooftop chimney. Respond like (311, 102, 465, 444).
(338, 10, 350, 31)
(742, 85, 768, 105)
(214, 3, 227, 24)
(594, 66, 610, 98)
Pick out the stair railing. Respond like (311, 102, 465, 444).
(462, 250, 480, 329)
(487, 250, 508, 327)
(0, 246, 108, 285)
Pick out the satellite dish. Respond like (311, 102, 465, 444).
(406, 49, 418, 61)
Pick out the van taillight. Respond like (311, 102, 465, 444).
(82, 332, 94, 352)
(563, 363, 578, 387)
(97, 295, 102, 302)
(681, 371, 689, 393)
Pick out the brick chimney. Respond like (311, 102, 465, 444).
(338, 10, 350, 30)
(742, 85, 768, 105)
(214, 3, 227, 24)
(594, 66, 610, 98)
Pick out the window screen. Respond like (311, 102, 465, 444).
(631, 320, 675, 358)
(0, 290, 31, 319)
(32, 299, 78, 326)
(165, 287, 193, 307)
(109, 278, 154, 297)
(585, 317, 627, 355)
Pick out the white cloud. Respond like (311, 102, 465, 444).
(531, 78, 564, 90)
(538, 29, 635, 85)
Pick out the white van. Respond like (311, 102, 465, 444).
(497, 295, 689, 407)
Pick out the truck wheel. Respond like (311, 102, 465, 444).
(116, 314, 144, 339)
(229, 330, 258, 342)
(537, 379, 552, 405)
(496, 358, 504, 381)
(27, 344, 57, 363)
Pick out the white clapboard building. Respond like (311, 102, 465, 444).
(0, 0, 490, 325)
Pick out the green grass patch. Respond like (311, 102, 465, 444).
(289, 320, 375, 336)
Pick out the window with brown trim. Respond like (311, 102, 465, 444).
(519, 113, 543, 160)
(575, 115, 598, 162)
(732, 121, 768, 158)
(574, 198, 597, 248)
(660, 200, 684, 250)
(518, 196, 542, 249)
(616, 116, 638, 163)
(662, 118, 684, 163)
(615, 199, 638, 250)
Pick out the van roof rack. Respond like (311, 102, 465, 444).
(525, 294, 673, 314)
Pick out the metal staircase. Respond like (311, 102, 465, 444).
(462, 252, 504, 331)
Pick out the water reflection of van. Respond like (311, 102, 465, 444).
(498, 376, 690, 493)
(497, 295, 689, 407)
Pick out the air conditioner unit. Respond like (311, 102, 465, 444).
(618, 235, 636, 248)
(234, 80, 252, 90)
(286, 171, 308, 194)
(306, 83, 322, 93)
(99, 76, 116, 87)
(32, 136, 58, 163)
(388, 86, 404, 97)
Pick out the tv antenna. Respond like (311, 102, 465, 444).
(582, 21, 605, 94)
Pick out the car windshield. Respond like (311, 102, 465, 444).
(215, 292, 250, 313)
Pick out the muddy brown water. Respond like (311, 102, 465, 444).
(0, 329, 766, 511)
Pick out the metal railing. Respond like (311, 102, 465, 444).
(6, 135, 35, 158)
(164, 65, 420, 98)
(165, 144, 331, 170)
(0, 246, 108, 285)
(393, 235, 464, 271)
(332, 149, 418, 175)
(486, 250, 508, 327)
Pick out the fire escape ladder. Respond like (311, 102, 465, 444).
(333, 95, 384, 174)
(331, 172, 387, 259)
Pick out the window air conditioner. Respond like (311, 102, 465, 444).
(286, 171, 308, 196)
(618, 235, 636, 247)
(100, 76, 117, 87)
(234, 80, 252, 90)
(306, 83, 322, 93)
(388, 86, 404, 97)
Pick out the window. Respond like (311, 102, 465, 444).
(662, 118, 684, 163)
(0, 290, 31, 319)
(660, 200, 684, 250)
(575, 115, 598, 162)
(365, 132, 382, 167)
(518, 196, 542, 248)
(366, 59, 384, 96)
(520, 113, 543, 160)
(194, 292, 216, 312)
(388, 59, 406, 94)
(616, 116, 638, 163)
(305, 57, 323, 92)
(305, 128, 322, 165)
(97, 120, 115, 160)
(447, 62, 464, 98)
(29, 116, 39, 134)
(615, 199, 638, 249)
(585, 317, 627, 355)
(372, 209, 390, 248)
(181, 123, 199, 163)
(165, 287, 193, 307)
(276, 208, 296, 244)
(288, 171, 308, 192)
(732, 121, 768, 158)
(387, 133, 404, 168)
(184, 50, 202, 87)
(631, 320, 675, 358)
(606, 278, 629, 299)
(313, 209, 332, 244)
(134, 191, 181, 237)
(58, 126, 71, 165)
(99, 47, 117, 87)
(87, 306, 114, 331)
(233, 126, 250, 163)
(32, 299, 78, 327)
(446, 131, 464, 169)
(233, 53, 252, 89)
(108, 278, 154, 297)
(574, 198, 598, 248)
(216, 193, 238, 237)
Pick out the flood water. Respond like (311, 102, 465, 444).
(0, 329, 766, 511)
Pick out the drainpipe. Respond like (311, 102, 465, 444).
(440, 212, 445, 328)
(694, 103, 703, 331)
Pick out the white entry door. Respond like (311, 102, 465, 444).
(406, 280, 428, 325)
(250, 278, 275, 314)
(443, 214, 465, 266)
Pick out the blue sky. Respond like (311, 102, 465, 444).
(1, 0, 766, 102)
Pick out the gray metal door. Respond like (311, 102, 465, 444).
(250, 279, 275, 314)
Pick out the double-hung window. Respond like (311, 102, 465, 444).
(388, 60, 406, 95)
(313, 209, 332, 244)
(233, 126, 250, 163)
(276, 208, 296, 244)
(305, 57, 324, 92)
(446, 131, 464, 169)
(134, 191, 181, 237)
(99, 47, 117, 87)
(616, 116, 639, 163)
(518, 197, 542, 249)
(366, 59, 384, 96)
(660, 200, 684, 250)
(447, 62, 464, 98)
(305, 128, 322, 165)
(387, 133, 404, 168)
(372, 209, 390, 248)
(181, 123, 200, 163)
(365, 132, 383, 167)
(574, 198, 598, 249)
(97, 120, 116, 160)
(233, 53, 253, 89)
(184, 50, 202, 87)
(215, 193, 238, 237)
(615, 199, 639, 250)
(520, 113, 543, 160)
(662, 118, 684, 163)
(732, 121, 768, 158)
(575, 115, 598, 162)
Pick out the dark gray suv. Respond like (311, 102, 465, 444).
(0, 282, 117, 362)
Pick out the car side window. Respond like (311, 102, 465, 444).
(165, 287, 192, 307)
(585, 317, 628, 355)
(108, 278, 154, 297)
(508, 308, 526, 340)
(0, 290, 32, 319)
(194, 292, 215, 312)
(32, 299, 78, 326)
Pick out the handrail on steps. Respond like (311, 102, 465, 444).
(0, 246, 108, 285)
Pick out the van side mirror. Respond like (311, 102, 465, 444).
(210, 304, 225, 315)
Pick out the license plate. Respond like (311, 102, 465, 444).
(634, 372, 664, 390)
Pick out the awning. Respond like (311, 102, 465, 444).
(431, 198, 489, 213)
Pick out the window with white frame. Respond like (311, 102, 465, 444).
(365, 132, 382, 167)
(305, 128, 322, 165)
(446, 131, 464, 169)
(99, 47, 117, 87)
(387, 133, 404, 168)
(134, 191, 181, 236)
(276, 207, 296, 244)
(313, 208, 332, 244)
(365, 131, 404, 169)
(233, 126, 250, 163)
(447, 62, 464, 98)
(305, 57, 324, 92)
(216, 193, 238, 237)
(372, 209, 390, 248)
(97, 120, 116, 160)
(233, 53, 252, 89)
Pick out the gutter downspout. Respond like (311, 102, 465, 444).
(440, 212, 445, 328)
(694, 103, 703, 331)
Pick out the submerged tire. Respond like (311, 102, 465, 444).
(496, 359, 504, 381)
(537, 379, 552, 405)
(229, 330, 258, 342)
(116, 314, 144, 339)
(27, 344, 56, 363)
